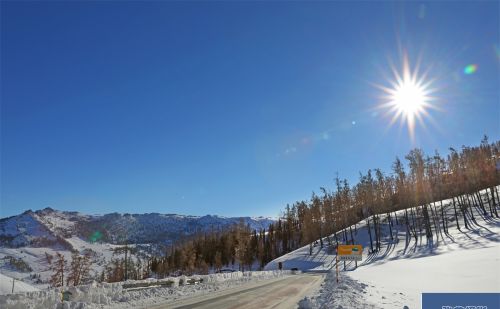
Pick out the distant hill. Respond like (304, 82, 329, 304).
(0, 208, 275, 287)
(0, 207, 275, 248)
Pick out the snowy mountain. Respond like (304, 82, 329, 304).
(0, 207, 275, 248)
(0, 207, 274, 289)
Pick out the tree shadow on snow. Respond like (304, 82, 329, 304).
(357, 216, 500, 268)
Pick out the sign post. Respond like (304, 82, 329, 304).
(336, 253, 339, 283)
(337, 244, 362, 276)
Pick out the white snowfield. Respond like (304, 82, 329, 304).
(0, 270, 291, 309)
(0, 273, 39, 295)
(267, 194, 500, 309)
(0, 241, 122, 291)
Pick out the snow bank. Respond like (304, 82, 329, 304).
(0, 270, 291, 309)
(299, 272, 380, 309)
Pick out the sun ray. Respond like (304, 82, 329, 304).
(375, 52, 438, 142)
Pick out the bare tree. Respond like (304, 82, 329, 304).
(49, 252, 66, 287)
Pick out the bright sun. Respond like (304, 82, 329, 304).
(392, 80, 426, 117)
(376, 53, 436, 141)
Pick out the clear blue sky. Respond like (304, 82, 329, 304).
(1, 1, 499, 218)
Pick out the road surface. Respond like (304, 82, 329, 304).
(153, 273, 324, 309)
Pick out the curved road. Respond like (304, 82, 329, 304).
(155, 273, 324, 309)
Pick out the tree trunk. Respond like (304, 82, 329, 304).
(404, 210, 410, 247)
(377, 215, 382, 251)
(453, 197, 460, 230)
(431, 203, 441, 242)
(440, 200, 447, 234)
(366, 218, 374, 253)
(387, 213, 393, 241)
(373, 215, 379, 252)
(491, 187, 499, 218)
(459, 196, 469, 229)
(410, 208, 418, 242)
(475, 192, 487, 216)
(422, 205, 433, 240)
(486, 189, 495, 216)
(465, 194, 475, 221)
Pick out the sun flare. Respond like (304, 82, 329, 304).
(392, 80, 426, 117)
(376, 53, 437, 141)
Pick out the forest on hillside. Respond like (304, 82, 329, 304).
(138, 136, 499, 278)
(49, 136, 500, 285)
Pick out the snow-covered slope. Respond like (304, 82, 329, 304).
(266, 195, 500, 309)
(0, 273, 39, 295)
(348, 244, 499, 308)
(0, 208, 275, 292)
(1, 207, 274, 247)
(0, 210, 68, 249)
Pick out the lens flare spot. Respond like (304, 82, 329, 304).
(89, 231, 102, 243)
(464, 64, 478, 75)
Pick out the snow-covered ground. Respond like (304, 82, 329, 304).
(0, 270, 291, 309)
(299, 242, 499, 309)
(348, 243, 499, 308)
(0, 241, 121, 289)
(0, 273, 39, 295)
(267, 194, 500, 309)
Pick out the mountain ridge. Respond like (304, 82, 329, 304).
(0, 207, 276, 248)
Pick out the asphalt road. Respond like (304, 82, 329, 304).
(156, 273, 324, 309)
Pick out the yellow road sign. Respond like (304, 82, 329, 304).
(337, 245, 362, 261)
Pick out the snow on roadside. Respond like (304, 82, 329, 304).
(349, 243, 500, 309)
(0, 270, 291, 309)
(299, 271, 381, 309)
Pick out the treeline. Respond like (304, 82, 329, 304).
(105, 137, 500, 280)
